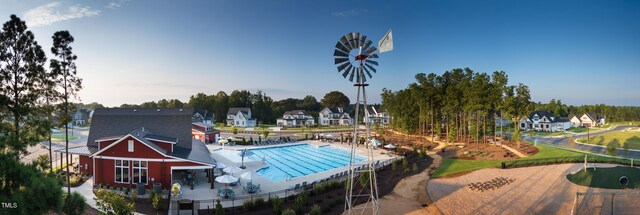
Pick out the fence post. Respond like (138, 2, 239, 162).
(192, 200, 195, 215)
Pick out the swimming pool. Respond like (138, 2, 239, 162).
(250, 144, 365, 182)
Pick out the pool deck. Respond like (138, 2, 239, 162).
(171, 140, 397, 209)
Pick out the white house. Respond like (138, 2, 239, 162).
(520, 110, 571, 132)
(226, 107, 256, 128)
(72, 109, 90, 126)
(192, 110, 214, 124)
(363, 106, 389, 125)
(276, 110, 315, 128)
(319, 107, 353, 126)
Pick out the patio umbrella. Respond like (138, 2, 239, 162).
(223, 166, 243, 176)
(239, 149, 254, 169)
(215, 175, 239, 188)
(383, 144, 397, 149)
(369, 138, 381, 148)
(240, 172, 255, 183)
(215, 161, 226, 169)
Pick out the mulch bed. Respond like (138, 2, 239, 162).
(501, 140, 539, 156)
(198, 148, 433, 215)
(128, 197, 170, 215)
(439, 144, 519, 160)
(377, 132, 440, 150)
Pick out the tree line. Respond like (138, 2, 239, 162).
(115, 90, 354, 125)
(532, 99, 640, 122)
(0, 15, 84, 214)
(381, 68, 531, 144)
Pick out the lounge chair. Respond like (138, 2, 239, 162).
(301, 182, 307, 188)
(294, 183, 300, 190)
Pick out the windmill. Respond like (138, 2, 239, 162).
(334, 30, 393, 215)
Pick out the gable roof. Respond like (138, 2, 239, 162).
(87, 108, 193, 149)
(170, 139, 214, 165)
(529, 110, 554, 121)
(283, 110, 308, 116)
(585, 112, 605, 121)
(227, 107, 250, 116)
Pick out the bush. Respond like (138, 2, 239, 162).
(62, 192, 86, 215)
(402, 158, 409, 170)
(412, 163, 418, 172)
(269, 196, 283, 215)
(254, 197, 265, 207)
(282, 208, 296, 215)
(314, 183, 327, 194)
(130, 189, 137, 202)
(152, 190, 162, 210)
(215, 199, 225, 215)
(309, 204, 321, 215)
(243, 199, 255, 210)
(392, 160, 398, 172)
(149, 189, 157, 204)
(94, 189, 135, 215)
(359, 171, 370, 188)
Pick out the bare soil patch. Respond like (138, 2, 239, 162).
(502, 140, 539, 156)
(438, 144, 518, 160)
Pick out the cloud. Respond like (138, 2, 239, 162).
(107, 0, 130, 9)
(23, 2, 100, 27)
(332, 9, 368, 17)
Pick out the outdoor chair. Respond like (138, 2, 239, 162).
(218, 187, 223, 197)
(294, 183, 300, 190)
(301, 182, 307, 188)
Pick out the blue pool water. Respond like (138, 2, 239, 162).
(250, 144, 365, 182)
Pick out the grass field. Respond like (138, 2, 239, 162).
(432, 145, 587, 178)
(584, 130, 640, 150)
(567, 166, 640, 189)
(51, 134, 79, 140)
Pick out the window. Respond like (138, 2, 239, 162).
(128, 140, 134, 152)
(115, 160, 129, 183)
(132, 161, 148, 184)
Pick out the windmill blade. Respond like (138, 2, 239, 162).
(335, 42, 350, 54)
(366, 59, 378, 66)
(362, 40, 373, 52)
(352, 32, 360, 48)
(364, 46, 377, 55)
(358, 35, 367, 47)
(335, 57, 349, 65)
(342, 64, 353, 78)
(334, 49, 349, 58)
(368, 53, 379, 59)
(348, 67, 355, 82)
(337, 61, 350, 73)
(345, 33, 355, 49)
(365, 63, 377, 73)
(340, 36, 352, 51)
(363, 66, 373, 78)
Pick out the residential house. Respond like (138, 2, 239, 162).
(276, 110, 315, 128)
(226, 107, 256, 128)
(569, 113, 606, 128)
(72, 109, 90, 126)
(318, 107, 353, 126)
(519, 110, 571, 132)
(363, 106, 389, 125)
(192, 110, 215, 124)
(58, 108, 214, 190)
(192, 122, 220, 144)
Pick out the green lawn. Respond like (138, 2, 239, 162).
(431, 145, 587, 178)
(584, 130, 640, 150)
(567, 166, 640, 189)
(51, 134, 79, 140)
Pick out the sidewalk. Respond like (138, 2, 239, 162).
(498, 144, 529, 158)
(66, 177, 100, 212)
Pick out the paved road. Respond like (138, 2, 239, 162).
(523, 126, 640, 158)
(21, 127, 90, 164)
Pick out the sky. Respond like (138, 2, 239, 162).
(1, 0, 639, 107)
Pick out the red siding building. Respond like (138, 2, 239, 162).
(64, 108, 215, 190)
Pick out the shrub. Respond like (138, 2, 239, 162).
(130, 189, 137, 202)
(269, 196, 283, 215)
(418, 151, 424, 159)
(402, 158, 409, 170)
(62, 191, 86, 215)
(149, 189, 157, 204)
(412, 163, 418, 172)
(282, 208, 296, 215)
(392, 160, 398, 172)
(359, 171, 370, 188)
(314, 183, 327, 194)
(243, 199, 255, 210)
(309, 204, 321, 215)
(254, 197, 265, 208)
(152, 191, 162, 210)
(94, 189, 135, 215)
(215, 199, 225, 215)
